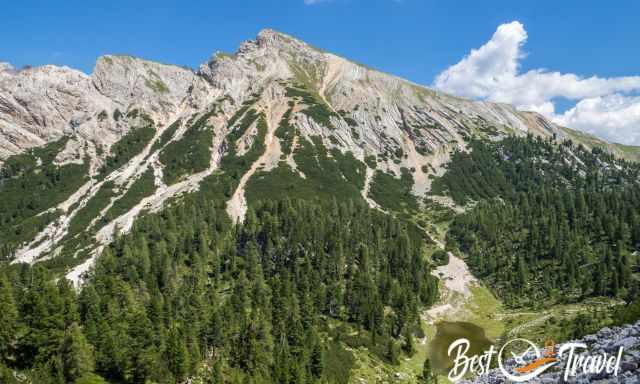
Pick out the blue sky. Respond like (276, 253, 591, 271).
(2, 0, 639, 144)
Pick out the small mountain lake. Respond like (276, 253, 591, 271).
(429, 321, 494, 373)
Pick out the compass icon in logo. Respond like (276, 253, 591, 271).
(498, 338, 558, 382)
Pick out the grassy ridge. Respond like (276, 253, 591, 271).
(67, 181, 117, 236)
(149, 119, 181, 154)
(285, 85, 338, 130)
(275, 105, 296, 157)
(196, 113, 269, 203)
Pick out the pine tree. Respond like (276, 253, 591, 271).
(0, 273, 17, 363)
(402, 328, 416, 356)
(386, 339, 399, 364)
(421, 358, 437, 383)
(209, 359, 223, 384)
(59, 323, 95, 383)
(166, 325, 190, 383)
(308, 329, 324, 379)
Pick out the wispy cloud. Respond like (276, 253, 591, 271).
(434, 21, 640, 145)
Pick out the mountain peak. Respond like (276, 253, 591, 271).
(256, 28, 290, 40)
(241, 28, 323, 57)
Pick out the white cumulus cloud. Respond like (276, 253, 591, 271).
(434, 21, 640, 145)
(556, 95, 640, 146)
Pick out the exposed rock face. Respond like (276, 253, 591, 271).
(0, 55, 212, 163)
(0, 64, 95, 156)
(195, 29, 578, 195)
(92, 55, 210, 119)
(461, 321, 640, 384)
(0, 29, 600, 163)
(1, 29, 634, 280)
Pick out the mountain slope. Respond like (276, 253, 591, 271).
(0, 29, 637, 276)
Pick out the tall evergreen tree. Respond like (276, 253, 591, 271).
(59, 323, 95, 383)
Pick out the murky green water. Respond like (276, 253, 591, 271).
(429, 321, 494, 373)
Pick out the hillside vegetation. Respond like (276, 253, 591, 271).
(436, 136, 640, 308)
(0, 198, 438, 384)
(0, 137, 88, 259)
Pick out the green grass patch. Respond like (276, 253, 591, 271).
(67, 181, 117, 236)
(196, 113, 269, 203)
(502, 299, 622, 345)
(246, 137, 366, 206)
(460, 285, 505, 339)
(74, 373, 109, 384)
(226, 96, 259, 128)
(220, 112, 266, 178)
(275, 106, 296, 156)
(364, 155, 377, 169)
(46, 181, 118, 271)
(285, 85, 339, 130)
(144, 77, 169, 94)
(323, 341, 355, 384)
(227, 109, 259, 144)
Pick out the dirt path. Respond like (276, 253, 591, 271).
(508, 314, 552, 337)
(361, 167, 382, 210)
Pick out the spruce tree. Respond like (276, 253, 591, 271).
(0, 273, 17, 363)
(60, 323, 95, 383)
(421, 358, 437, 383)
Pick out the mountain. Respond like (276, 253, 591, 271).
(1, 30, 639, 384)
(2, 29, 631, 276)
